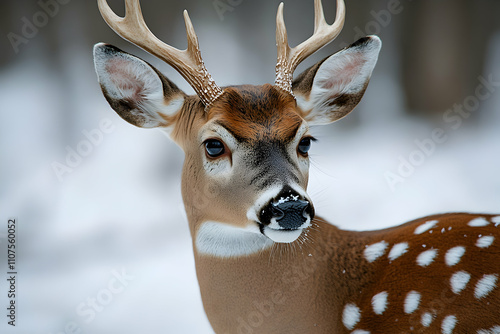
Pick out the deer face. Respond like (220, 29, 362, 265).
(184, 85, 314, 244)
(94, 0, 381, 256)
(94, 36, 381, 255)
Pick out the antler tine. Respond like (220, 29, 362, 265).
(97, 0, 224, 109)
(313, 0, 326, 33)
(275, 3, 292, 93)
(275, 0, 346, 96)
(183, 11, 199, 54)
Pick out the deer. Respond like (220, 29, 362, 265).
(93, 0, 500, 332)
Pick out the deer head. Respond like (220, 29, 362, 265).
(93, 0, 381, 256)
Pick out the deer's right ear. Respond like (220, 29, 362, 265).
(93, 43, 186, 129)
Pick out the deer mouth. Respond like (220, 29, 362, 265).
(260, 225, 308, 243)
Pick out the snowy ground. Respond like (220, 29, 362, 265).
(1, 34, 500, 334)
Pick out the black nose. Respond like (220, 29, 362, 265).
(259, 187, 314, 230)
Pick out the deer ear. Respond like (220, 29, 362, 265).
(292, 36, 381, 125)
(93, 43, 186, 129)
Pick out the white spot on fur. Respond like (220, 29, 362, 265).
(351, 331, 370, 334)
(371, 291, 388, 315)
(441, 315, 457, 334)
(364, 241, 389, 263)
(404, 291, 421, 314)
(195, 221, 273, 258)
(445, 246, 466, 266)
(414, 220, 438, 234)
(468, 217, 490, 227)
(477, 326, 500, 334)
(388, 242, 409, 261)
(417, 249, 438, 267)
(492, 216, 500, 227)
(342, 303, 361, 330)
(421, 312, 434, 327)
(476, 235, 495, 248)
(475, 274, 498, 299)
(450, 271, 471, 294)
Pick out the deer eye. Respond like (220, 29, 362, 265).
(298, 137, 313, 155)
(205, 139, 225, 158)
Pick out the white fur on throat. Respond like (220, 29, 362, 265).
(196, 221, 273, 258)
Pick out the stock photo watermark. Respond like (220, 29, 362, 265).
(385, 74, 500, 192)
(226, 249, 333, 334)
(213, 0, 243, 21)
(48, 268, 134, 334)
(212, 0, 412, 35)
(51, 118, 115, 182)
(339, 0, 412, 48)
(4, 219, 17, 327)
(7, 0, 72, 54)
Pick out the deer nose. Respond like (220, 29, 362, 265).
(272, 200, 311, 229)
(259, 188, 315, 230)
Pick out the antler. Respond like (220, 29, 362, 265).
(97, 0, 224, 108)
(275, 0, 346, 96)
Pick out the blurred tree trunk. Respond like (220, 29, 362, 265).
(400, 0, 500, 117)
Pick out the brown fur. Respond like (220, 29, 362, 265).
(197, 213, 500, 333)
(208, 85, 302, 143)
(96, 41, 499, 334)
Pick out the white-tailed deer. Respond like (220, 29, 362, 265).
(93, 0, 500, 332)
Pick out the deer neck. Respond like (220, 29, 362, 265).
(192, 218, 377, 333)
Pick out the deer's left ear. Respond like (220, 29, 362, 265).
(292, 36, 381, 125)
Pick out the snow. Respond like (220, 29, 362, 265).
(1, 20, 499, 334)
